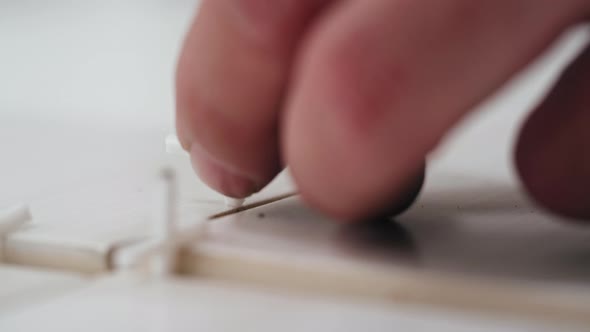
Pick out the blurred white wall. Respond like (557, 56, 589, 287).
(0, 0, 200, 130)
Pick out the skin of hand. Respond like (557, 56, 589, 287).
(175, 0, 590, 222)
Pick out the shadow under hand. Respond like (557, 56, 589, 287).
(414, 173, 531, 215)
(336, 218, 419, 265)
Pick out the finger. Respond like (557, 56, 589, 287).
(176, 0, 329, 198)
(284, 0, 584, 220)
(516, 45, 590, 221)
(379, 161, 426, 220)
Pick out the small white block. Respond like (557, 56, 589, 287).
(224, 197, 245, 209)
(150, 167, 179, 276)
(153, 168, 177, 237)
(0, 204, 31, 235)
(165, 134, 188, 156)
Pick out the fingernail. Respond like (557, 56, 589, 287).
(189, 144, 260, 198)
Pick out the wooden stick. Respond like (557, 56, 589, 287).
(178, 247, 590, 326)
(208, 192, 297, 220)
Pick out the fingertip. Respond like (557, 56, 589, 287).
(283, 1, 430, 223)
(189, 143, 264, 198)
(381, 162, 426, 218)
(516, 151, 590, 222)
(515, 114, 590, 222)
(294, 161, 426, 223)
(174, 0, 290, 197)
(515, 46, 590, 222)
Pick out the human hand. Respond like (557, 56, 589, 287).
(175, 0, 589, 221)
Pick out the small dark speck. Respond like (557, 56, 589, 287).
(258, 213, 266, 218)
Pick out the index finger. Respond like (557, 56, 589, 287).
(175, 0, 329, 198)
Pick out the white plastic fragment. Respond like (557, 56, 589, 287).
(165, 134, 188, 156)
(113, 166, 210, 272)
(0, 204, 31, 235)
(0, 204, 32, 261)
(224, 197, 245, 209)
(113, 221, 207, 271)
(149, 167, 179, 276)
